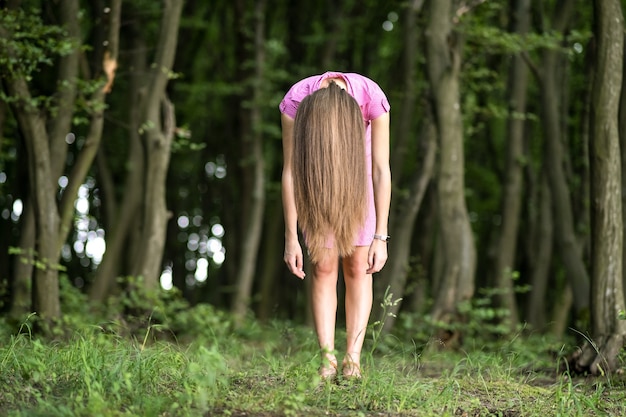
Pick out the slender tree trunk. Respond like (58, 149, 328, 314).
(258, 202, 283, 321)
(492, 0, 531, 330)
(232, 0, 267, 322)
(376, 115, 436, 333)
(10, 205, 34, 316)
(407, 187, 438, 313)
(550, 284, 573, 337)
(5, 77, 62, 323)
(373, 0, 428, 331)
(90, 22, 144, 302)
(389, 0, 424, 189)
(424, 0, 476, 339)
(131, 0, 184, 289)
(572, 0, 626, 375)
(620, 30, 626, 309)
(525, 173, 554, 331)
(536, 0, 590, 316)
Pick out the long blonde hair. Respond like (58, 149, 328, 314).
(292, 82, 367, 263)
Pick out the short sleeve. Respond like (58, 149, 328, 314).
(367, 95, 390, 121)
(279, 75, 318, 119)
(279, 97, 299, 119)
(350, 74, 390, 121)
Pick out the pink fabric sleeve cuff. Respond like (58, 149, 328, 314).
(279, 99, 298, 119)
(368, 96, 391, 121)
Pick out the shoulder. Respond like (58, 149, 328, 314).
(345, 73, 385, 92)
(344, 73, 390, 120)
(279, 74, 322, 118)
(284, 74, 321, 100)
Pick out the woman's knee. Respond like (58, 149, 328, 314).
(313, 253, 339, 278)
(342, 247, 369, 279)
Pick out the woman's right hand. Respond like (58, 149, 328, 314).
(284, 239, 306, 279)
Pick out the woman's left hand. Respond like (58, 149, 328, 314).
(366, 239, 388, 274)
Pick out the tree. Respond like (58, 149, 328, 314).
(231, 0, 268, 323)
(491, 0, 531, 330)
(570, 0, 626, 375)
(1, 0, 121, 326)
(424, 0, 477, 341)
(371, 0, 436, 333)
(127, 0, 184, 289)
(533, 0, 591, 318)
(87, 0, 184, 299)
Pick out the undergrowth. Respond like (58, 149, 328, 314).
(0, 280, 625, 416)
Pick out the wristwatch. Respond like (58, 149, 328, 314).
(373, 234, 391, 242)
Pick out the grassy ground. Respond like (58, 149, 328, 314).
(1, 308, 625, 417)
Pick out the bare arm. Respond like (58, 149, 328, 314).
(281, 113, 306, 278)
(367, 111, 391, 273)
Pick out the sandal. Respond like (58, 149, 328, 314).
(319, 359, 338, 380)
(342, 358, 362, 380)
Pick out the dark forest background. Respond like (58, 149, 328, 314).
(1, 0, 625, 374)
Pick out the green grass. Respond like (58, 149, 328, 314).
(0, 312, 625, 417)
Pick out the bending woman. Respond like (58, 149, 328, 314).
(280, 72, 391, 379)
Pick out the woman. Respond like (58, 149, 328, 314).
(280, 72, 391, 379)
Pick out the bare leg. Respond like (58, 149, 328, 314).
(311, 248, 340, 375)
(342, 246, 372, 377)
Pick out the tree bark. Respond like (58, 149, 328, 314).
(525, 172, 554, 331)
(90, 17, 144, 302)
(492, 0, 531, 330)
(6, 0, 80, 319)
(535, 0, 591, 316)
(257, 200, 283, 321)
(232, 0, 267, 322)
(376, 113, 436, 334)
(571, 0, 626, 375)
(620, 26, 626, 310)
(131, 0, 184, 289)
(424, 0, 477, 337)
(5, 77, 62, 323)
(9, 204, 34, 317)
(373, 0, 429, 333)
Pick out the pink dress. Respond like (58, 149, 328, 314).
(279, 71, 391, 246)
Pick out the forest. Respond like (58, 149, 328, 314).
(1, 0, 626, 415)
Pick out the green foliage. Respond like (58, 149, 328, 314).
(397, 285, 535, 352)
(99, 276, 233, 343)
(8, 247, 67, 273)
(0, 8, 75, 80)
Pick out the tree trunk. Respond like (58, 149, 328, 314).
(5, 0, 80, 320)
(90, 20, 144, 302)
(620, 26, 626, 312)
(550, 284, 573, 338)
(5, 77, 62, 323)
(525, 173, 554, 331)
(536, 0, 590, 316)
(373, 0, 429, 333)
(424, 0, 477, 338)
(232, 0, 267, 322)
(131, 0, 184, 289)
(4, 0, 121, 323)
(257, 201, 284, 321)
(375, 112, 436, 333)
(492, 0, 531, 330)
(571, 0, 626, 375)
(9, 205, 34, 317)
